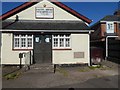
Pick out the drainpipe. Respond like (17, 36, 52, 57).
(105, 36, 108, 60)
(88, 30, 92, 66)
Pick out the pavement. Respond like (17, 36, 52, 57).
(0, 66, 2, 90)
(1, 60, 119, 88)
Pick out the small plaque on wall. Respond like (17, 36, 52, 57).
(35, 7, 54, 19)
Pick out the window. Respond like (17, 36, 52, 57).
(106, 22, 114, 33)
(52, 34, 71, 49)
(14, 34, 33, 49)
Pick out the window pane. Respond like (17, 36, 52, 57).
(14, 38, 19, 47)
(60, 38, 64, 47)
(21, 38, 26, 47)
(65, 34, 70, 37)
(21, 34, 26, 37)
(14, 34, 19, 37)
(53, 35, 58, 37)
(108, 24, 113, 30)
(108, 24, 111, 29)
(107, 22, 114, 30)
(65, 38, 70, 47)
(27, 38, 32, 47)
(59, 35, 64, 37)
(53, 38, 58, 47)
(27, 34, 32, 37)
(106, 22, 114, 33)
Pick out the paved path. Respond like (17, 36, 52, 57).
(2, 62, 119, 88)
(0, 67, 2, 90)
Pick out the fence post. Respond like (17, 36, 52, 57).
(19, 53, 23, 69)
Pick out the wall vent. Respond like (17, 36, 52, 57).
(74, 52, 84, 58)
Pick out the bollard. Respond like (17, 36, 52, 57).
(54, 64, 56, 73)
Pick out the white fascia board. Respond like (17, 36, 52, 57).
(85, 20, 93, 26)
(100, 21, 119, 23)
(1, 29, 93, 33)
(106, 36, 119, 38)
(85, 22, 89, 26)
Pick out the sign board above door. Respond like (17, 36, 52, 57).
(35, 7, 54, 19)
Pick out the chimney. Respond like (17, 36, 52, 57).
(114, 10, 120, 16)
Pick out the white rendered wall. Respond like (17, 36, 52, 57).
(53, 34, 89, 64)
(1, 33, 89, 65)
(1, 33, 31, 65)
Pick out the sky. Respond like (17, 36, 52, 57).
(0, 1, 119, 26)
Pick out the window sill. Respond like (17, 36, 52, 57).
(12, 49, 33, 51)
(52, 48, 72, 50)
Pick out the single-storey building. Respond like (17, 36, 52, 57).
(0, 0, 92, 66)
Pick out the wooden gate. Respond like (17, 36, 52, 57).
(107, 37, 120, 63)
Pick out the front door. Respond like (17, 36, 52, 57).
(34, 34, 52, 63)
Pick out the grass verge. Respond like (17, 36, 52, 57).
(56, 67, 69, 77)
(3, 72, 21, 80)
(78, 67, 90, 72)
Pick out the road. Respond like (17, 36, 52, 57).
(2, 75, 119, 90)
(54, 75, 119, 88)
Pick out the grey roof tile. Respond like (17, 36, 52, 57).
(2, 20, 90, 30)
(101, 15, 119, 21)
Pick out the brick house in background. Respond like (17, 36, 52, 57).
(91, 10, 120, 41)
(91, 10, 120, 63)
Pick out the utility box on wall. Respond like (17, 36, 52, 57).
(19, 53, 23, 58)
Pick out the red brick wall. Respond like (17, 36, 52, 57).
(101, 23, 106, 37)
(91, 22, 120, 41)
